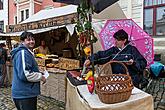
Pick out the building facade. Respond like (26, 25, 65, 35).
(8, 0, 64, 25)
(118, 0, 144, 27)
(0, 0, 8, 32)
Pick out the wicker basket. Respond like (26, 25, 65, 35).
(96, 61, 134, 104)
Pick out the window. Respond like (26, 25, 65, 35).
(21, 10, 24, 21)
(144, 9, 153, 35)
(0, 21, 4, 32)
(158, 0, 165, 5)
(145, 0, 153, 6)
(15, 16, 17, 24)
(0, 0, 3, 10)
(156, 7, 165, 35)
(145, 0, 165, 6)
(25, 9, 29, 19)
(144, 0, 165, 36)
(20, 9, 29, 22)
(153, 0, 157, 5)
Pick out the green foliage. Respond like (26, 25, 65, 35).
(75, 0, 97, 44)
(84, 21, 92, 30)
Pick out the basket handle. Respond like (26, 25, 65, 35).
(99, 61, 129, 76)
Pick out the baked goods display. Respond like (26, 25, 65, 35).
(35, 53, 80, 71)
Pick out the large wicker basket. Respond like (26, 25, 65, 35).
(96, 61, 134, 104)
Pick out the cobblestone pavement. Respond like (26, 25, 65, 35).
(145, 78, 165, 110)
(0, 78, 165, 110)
(0, 87, 65, 110)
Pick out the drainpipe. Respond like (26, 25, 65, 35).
(7, 0, 9, 27)
(17, 1, 19, 23)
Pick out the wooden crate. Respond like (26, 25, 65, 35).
(36, 58, 52, 66)
(58, 57, 80, 70)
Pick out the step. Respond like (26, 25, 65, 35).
(154, 46, 165, 54)
(154, 38, 165, 46)
(153, 37, 165, 41)
(153, 46, 165, 64)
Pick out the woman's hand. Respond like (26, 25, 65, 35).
(125, 59, 134, 65)
(84, 59, 91, 67)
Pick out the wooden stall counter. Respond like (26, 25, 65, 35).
(66, 78, 154, 110)
(6, 61, 13, 85)
(40, 57, 80, 103)
(40, 67, 67, 102)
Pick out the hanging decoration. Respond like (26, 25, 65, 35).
(75, 0, 97, 48)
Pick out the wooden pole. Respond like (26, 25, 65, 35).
(6, 37, 12, 52)
(87, 0, 95, 75)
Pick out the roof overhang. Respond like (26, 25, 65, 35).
(6, 5, 78, 34)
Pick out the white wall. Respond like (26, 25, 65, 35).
(0, 0, 8, 32)
(118, 0, 143, 28)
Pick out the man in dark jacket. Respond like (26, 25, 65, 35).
(0, 43, 7, 87)
(11, 31, 46, 110)
(84, 29, 147, 88)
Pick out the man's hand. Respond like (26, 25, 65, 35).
(41, 76, 46, 84)
(39, 66, 46, 73)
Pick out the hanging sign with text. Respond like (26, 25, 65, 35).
(6, 13, 77, 33)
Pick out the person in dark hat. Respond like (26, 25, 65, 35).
(84, 29, 147, 88)
(11, 31, 46, 110)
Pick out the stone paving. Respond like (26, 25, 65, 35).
(0, 78, 165, 110)
(0, 87, 65, 110)
(144, 78, 165, 110)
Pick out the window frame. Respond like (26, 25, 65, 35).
(20, 10, 24, 22)
(144, 0, 165, 36)
(0, 21, 4, 32)
(19, 8, 29, 22)
(14, 16, 17, 24)
(144, 8, 153, 35)
(25, 9, 29, 19)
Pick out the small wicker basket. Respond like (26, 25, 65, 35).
(96, 61, 134, 104)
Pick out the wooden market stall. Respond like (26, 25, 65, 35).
(4, 2, 128, 104)
(4, 29, 81, 102)
(5, 5, 81, 103)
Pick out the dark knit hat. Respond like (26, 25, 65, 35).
(113, 29, 128, 41)
(20, 31, 34, 41)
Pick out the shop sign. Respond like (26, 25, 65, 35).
(6, 13, 77, 33)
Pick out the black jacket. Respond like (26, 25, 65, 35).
(90, 44, 147, 86)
